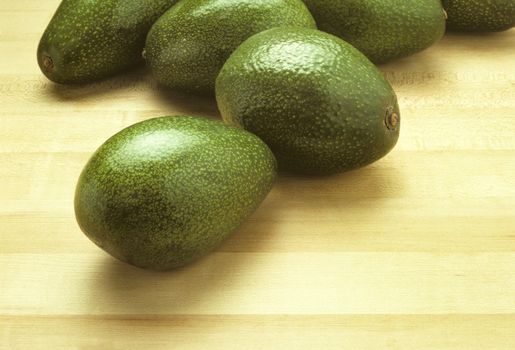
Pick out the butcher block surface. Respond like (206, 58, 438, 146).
(1, 1, 515, 348)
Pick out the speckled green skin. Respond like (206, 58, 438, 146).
(74, 116, 277, 270)
(145, 0, 316, 94)
(301, 0, 446, 63)
(216, 28, 400, 175)
(442, 0, 515, 32)
(38, 0, 179, 84)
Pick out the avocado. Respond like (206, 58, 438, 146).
(38, 0, 179, 84)
(216, 27, 400, 175)
(442, 0, 515, 32)
(145, 0, 316, 94)
(301, 0, 446, 63)
(74, 116, 276, 270)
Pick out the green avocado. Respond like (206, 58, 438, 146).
(216, 27, 400, 175)
(301, 0, 446, 63)
(37, 0, 179, 84)
(145, 0, 316, 94)
(74, 116, 276, 270)
(442, 0, 515, 32)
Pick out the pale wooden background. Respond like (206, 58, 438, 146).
(1, 1, 515, 348)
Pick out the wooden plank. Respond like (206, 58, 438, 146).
(1, 195, 515, 254)
(1, 108, 515, 153)
(1, 252, 515, 315)
(2, 150, 514, 200)
(0, 0, 60, 12)
(2, 315, 515, 350)
(1, 0, 515, 347)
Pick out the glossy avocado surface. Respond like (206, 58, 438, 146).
(75, 116, 277, 270)
(216, 27, 400, 175)
(442, 0, 515, 32)
(38, 0, 179, 84)
(301, 0, 446, 63)
(145, 0, 316, 94)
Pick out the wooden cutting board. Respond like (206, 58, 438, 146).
(1, 1, 514, 348)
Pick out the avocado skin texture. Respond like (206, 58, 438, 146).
(301, 0, 446, 63)
(74, 116, 277, 270)
(442, 0, 515, 32)
(145, 0, 316, 94)
(38, 0, 179, 84)
(216, 27, 400, 176)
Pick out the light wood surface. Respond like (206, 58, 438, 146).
(1, 1, 515, 348)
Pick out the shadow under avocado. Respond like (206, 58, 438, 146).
(45, 65, 220, 119)
(443, 29, 515, 47)
(86, 253, 244, 315)
(378, 29, 513, 100)
(46, 66, 152, 101)
(84, 194, 279, 315)
(277, 160, 406, 204)
(151, 85, 219, 118)
(275, 161, 407, 245)
(378, 47, 446, 91)
(84, 156, 403, 315)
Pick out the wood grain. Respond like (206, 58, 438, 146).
(1, 0, 515, 348)
(3, 315, 515, 350)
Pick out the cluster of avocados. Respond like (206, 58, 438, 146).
(38, 0, 515, 270)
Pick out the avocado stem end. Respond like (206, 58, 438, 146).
(385, 107, 399, 131)
(41, 54, 54, 73)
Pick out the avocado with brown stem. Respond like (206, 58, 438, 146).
(216, 27, 400, 175)
(38, 0, 179, 84)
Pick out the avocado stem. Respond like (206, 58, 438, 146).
(385, 107, 399, 131)
(42, 54, 54, 73)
